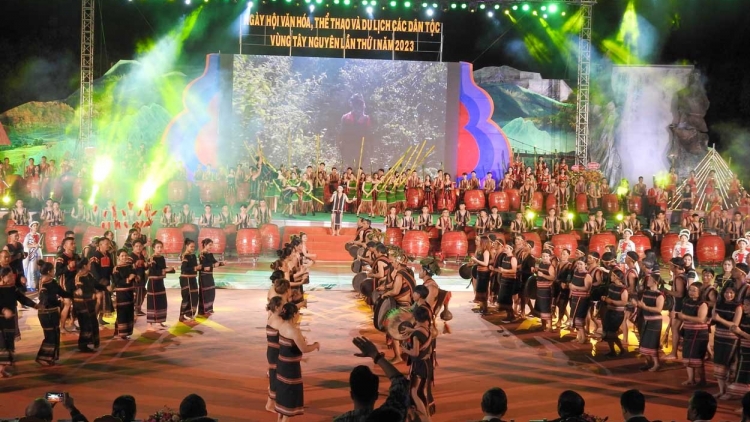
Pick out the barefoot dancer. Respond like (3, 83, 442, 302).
(147, 240, 175, 331)
(634, 273, 663, 372)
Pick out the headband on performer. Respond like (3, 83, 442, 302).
(622, 228, 633, 235)
(679, 229, 690, 239)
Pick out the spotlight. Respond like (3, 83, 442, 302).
(525, 210, 536, 221)
(532, 10, 537, 15)
(487, 11, 493, 17)
(334, 0, 339, 3)
(460, 3, 466, 8)
(521, 4, 529, 11)
(450, 3, 456, 8)
(543, 13, 547, 18)
(566, 211, 575, 221)
(366, 5, 373, 12)
(344, 0, 350, 4)
(512, 4, 517, 10)
(479, 3, 485, 9)
(248, 1, 253, 7)
(541, 5, 546, 11)
(370, 0, 376, 5)
(432, 2, 437, 6)
(616, 213, 624, 222)
(184, 0, 190, 4)
(422, 2, 427, 6)
(493, 4, 499, 9)
(390, 0, 396, 6)
(561, 11, 566, 15)
(1, 195, 10, 205)
(309, 4, 315, 11)
(426, 7, 434, 16)
(362, 0, 367, 4)
(316, 0, 322, 4)
(504, 9, 509, 14)
(404, 1, 410, 6)
(549, 3, 558, 13)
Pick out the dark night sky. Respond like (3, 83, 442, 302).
(2, 0, 750, 151)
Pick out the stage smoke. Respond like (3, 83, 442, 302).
(712, 122, 750, 182)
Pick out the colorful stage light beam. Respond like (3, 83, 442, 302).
(548, 3, 558, 13)
(521, 4, 529, 11)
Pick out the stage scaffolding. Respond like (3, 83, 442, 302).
(78, 0, 95, 151)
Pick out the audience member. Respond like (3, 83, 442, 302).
(179, 394, 216, 422)
(687, 390, 716, 422)
(473, 387, 508, 422)
(551, 390, 586, 422)
(742, 391, 750, 422)
(24, 394, 87, 422)
(334, 337, 409, 422)
(111, 395, 136, 422)
(620, 389, 648, 422)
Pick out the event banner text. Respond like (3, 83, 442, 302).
(248, 13, 442, 52)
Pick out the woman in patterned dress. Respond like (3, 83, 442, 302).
(679, 282, 709, 386)
(568, 259, 592, 344)
(600, 267, 628, 356)
(147, 240, 175, 331)
(265, 296, 283, 413)
(727, 297, 750, 399)
(633, 273, 664, 372)
(275, 303, 320, 420)
(712, 285, 741, 399)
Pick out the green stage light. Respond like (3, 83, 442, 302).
(432, 3, 437, 7)
(363, 0, 368, 4)
(521, 4, 529, 11)
(316, 0, 322, 4)
(370, 0, 376, 5)
(512, 4, 517, 10)
(479, 3, 485, 9)
(561, 11, 566, 16)
(460, 3, 466, 8)
(404, 0, 410, 6)
(504, 9, 509, 14)
(334, 0, 339, 3)
(493, 4, 499, 9)
(390, 0, 396, 6)
(532, 10, 537, 15)
(450, 3, 456, 8)
(541, 5, 546, 11)
(543, 13, 547, 18)
(344, 0, 350, 4)
(305, 0, 311, 3)
(548, 3, 558, 13)
(422, 2, 427, 6)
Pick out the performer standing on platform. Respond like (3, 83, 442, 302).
(35, 260, 72, 366)
(179, 239, 200, 322)
(147, 240, 174, 331)
(650, 211, 669, 252)
(330, 185, 355, 236)
(199, 238, 224, 317)
(275, 302, 320, 421)
(112, 249, 136, 340)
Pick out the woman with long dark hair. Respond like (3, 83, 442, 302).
(471, 236, 491, 315)
(275, 303, 320, 421)
(679, 282, 709, 386)
(198, 238, 224, 316)
(35, 260, 73, 366)
(633, 273, 664, 372)
(112, 249, 136, 340)
(147, 239, 175, 331)
(712, 285, 741, 398)
(568, 259, 592, 344)
(600, 267, 628, 357)
(265, 296, 283, 413)
(179, 239, 200, 322)
(73, 258, 99, 352)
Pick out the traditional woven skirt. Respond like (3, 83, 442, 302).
(73, 297, 99, 349)
(179, 276, 199, 318)
(728, 343, 750, 397)
(535, 281, 552, 320)
(36, 307, 61, 364)
(638, 317, 662, 357)
(266, 325, 280, 400)
(409, 357, 435, 416)
(198, 273, 216, 315)
(682, 327, 709, 368)
(0, 317, 16, 365)
(569, 293, 590, 329)
(275, 335, 304, 417)
(498, 278, 515, 306)
(115, 288, 135, 337)
(602, 310, 624, 341)
(146, 277, 168, 323)
(713, 328, 738, 380)
(474, 271, 490, 303)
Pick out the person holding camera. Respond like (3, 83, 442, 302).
(23, 393, 87, 422)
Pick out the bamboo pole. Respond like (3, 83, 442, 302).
(356, 137, 365, 180)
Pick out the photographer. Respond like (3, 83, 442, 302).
(23, 393, 87, 422)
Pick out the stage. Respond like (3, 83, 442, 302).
(0, 278, 740, 421)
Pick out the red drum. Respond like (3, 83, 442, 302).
(223, 224, 238, 251)
(551, 234, 577, 259)
(631, 234, 651, 257)
(426, 227, 440, 239)
(589, 233, 616, 256)
(441, 231, 468, 259)
(181, 223, 199, 243)
(44, 225, 70, 254)
(627, 196, 643, 215)
(488, 191, 509, 212)
(545, 193, 557, 212)
(198, 181, 224, 204)
(464, 190, 486, 212)
(236, 228, 261, 255)
(156, 228, 184, 254)
(83, 226, 106, 247)
(406, 188, 423, 210)
(697, 234, 726, 265)
(403, 230, 430, 258)
(575, 193, 589, 213)
(199, 228, 226, 254)
(260, 224, 281, 253)
(660, 233, 679, 263)
(168, 180, 188, 203)
(236, 182, 251, 203)
(570, 230, 583, 241)
(505, 189, 521, 211)
(73, 223, 88, 238)
(529, 191, 544, 213)
(522, 231, 542, 257)
(464, 226, 477, 244)
(603, 194, 619, 214)
(384, 227, 403, 247)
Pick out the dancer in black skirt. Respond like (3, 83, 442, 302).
(112, 249, 136, 340)
(493, 243, 517, 323)
(179, 239, 200, 322)
(129, 241, 148, 317)
(470, 236, 491, 314)
(712, 285, 741, 399)
(679, 282, 709, 386)
(265, 296, 283, 413)
(402, 305, 435, 422)
(555, 249, 574, 330)
(198, 238, 225, 316)
(633, 273, 664, 371)
(73, 258, 99, 352)
(147, 240, 175, 331)
(35, 260, 73, 366)
(0, 267, 38, 377)
(727, 297, 750, 399)
(568, 259, 592, 344)
(600, 268, 628, 357)
(535, 249, 557, 331)
(275, 303, 320, 420)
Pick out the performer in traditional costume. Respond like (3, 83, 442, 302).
(418, 206, 433, 231)
(471, 236, 492, 315)
(600, 267, 628, 356)
(358, 174, 375, 217)
(314, 163, 327, 213)
(275, 302, 320, 420)
(254, 199, 274, 227)
(199, 204, 219, 228)
(265, 296, 283, 413)
(55, 237, 80, 333)
(535, 249, 557, 331)
(112, 249, 136, 340)
(160, 204, 179, 227)
(147, 239, 174, 331)
(453, 203, 470, 231)
(329, 185, 354, 236)
(0, 267, 38, 376)
(9, 200, 29, 226)
(198, 238, 224, 316)
(542, 208, 561, 240)
(665, 257, 688, 361)
(711, 285, 741, 398)
(401, 210, 416, 232)
(633, 272, 664, 371)
(401, 306, 435, 422)
(73, 258, 99, 352)
(129, 241, 148, 316)
(179, 239, 200, 322)
(89, 237, 114, 326)
(435, 209, 453, 235)
(569, 259, 593, 344)
(385, 206, 400, 229)
(35, 260, 72, 366)
(678, 282, 709, 386)
(22, 221, 42, 292)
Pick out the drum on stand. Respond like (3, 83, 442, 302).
(352, 272, 367, 292)
(373, 297, 399, 332)
(351, 259, 364, 273)
(386, 308, 416, 341)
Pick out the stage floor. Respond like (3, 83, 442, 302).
(1, 287, 740, 421)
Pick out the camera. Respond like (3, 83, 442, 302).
(45, 392, 65, 403)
